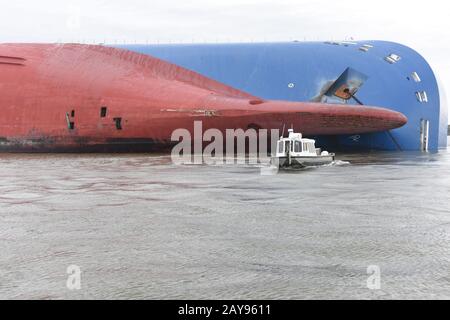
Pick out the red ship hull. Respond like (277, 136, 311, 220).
(0, 44, 407, 152)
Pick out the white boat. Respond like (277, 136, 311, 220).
(272, 129, 335, 169)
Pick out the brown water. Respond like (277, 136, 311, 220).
(0, 150, 450, 299)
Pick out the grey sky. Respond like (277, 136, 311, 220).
(0, 0, 448, 116)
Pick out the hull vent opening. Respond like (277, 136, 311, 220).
(65, 112, 75, 130)
(416, 91, 428, 103)
(101, 107, 107, 117)
(114, 117, 122, 130)
(420, 119, 430, 152)
(359, 44, 373, 52)
(385, 54, 401, 64)
(411, 72, 421, 83)
(0, 55, 26, 66)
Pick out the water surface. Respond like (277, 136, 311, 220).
(0, 150, 449, 299)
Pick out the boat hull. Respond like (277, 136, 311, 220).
(274, 155, 336, 169)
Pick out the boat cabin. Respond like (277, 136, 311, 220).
(276, 130, 320, 157)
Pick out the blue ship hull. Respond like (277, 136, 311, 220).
(118, 41, 448, 151)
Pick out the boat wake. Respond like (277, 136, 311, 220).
(284, 159, 350, 170)
(329, 160, 351, 167)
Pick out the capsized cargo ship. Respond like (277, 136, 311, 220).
(119, 41, 448, 152)
(0, 41, 444, 153)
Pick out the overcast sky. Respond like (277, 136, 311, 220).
(0, 0, 448, 115)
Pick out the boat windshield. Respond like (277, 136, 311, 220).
(278, 141, 284, 154)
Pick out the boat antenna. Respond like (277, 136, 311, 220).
(281, 124, 286, 138)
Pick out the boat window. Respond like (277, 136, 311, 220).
(278, 141, 284, 154)
(294, 141, 301, 153)
(285, 141, 290, 154)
